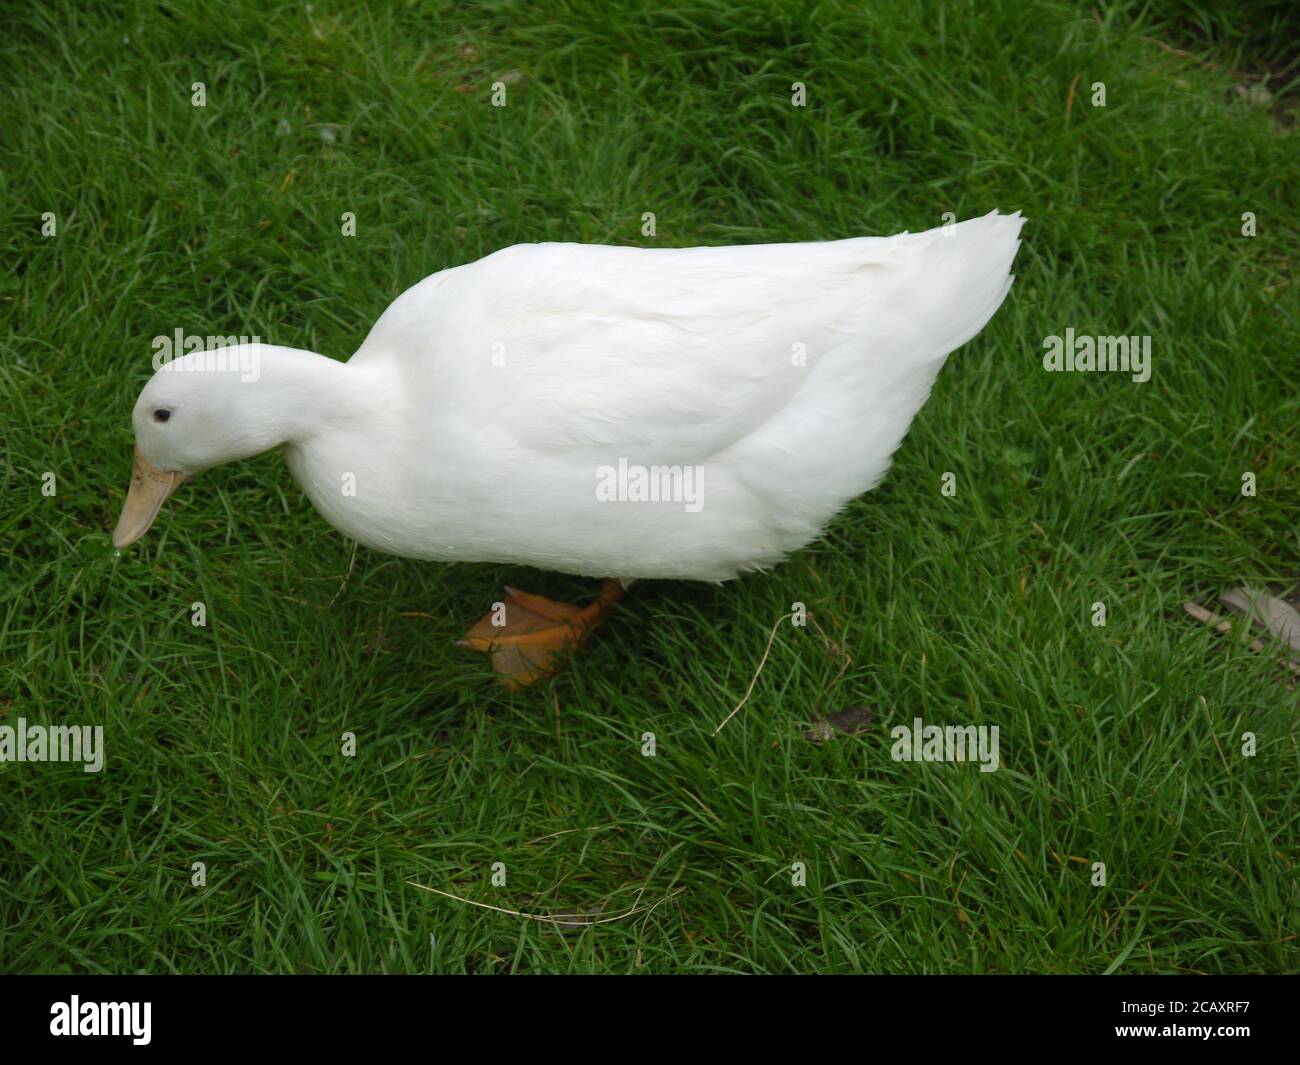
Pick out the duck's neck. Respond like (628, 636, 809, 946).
(237, 344, 373, 449)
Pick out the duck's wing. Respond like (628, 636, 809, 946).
(359, 238, 903, 462)
(359, 213, 1024, 464)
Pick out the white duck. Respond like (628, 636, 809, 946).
(113, 211, 1025, 686)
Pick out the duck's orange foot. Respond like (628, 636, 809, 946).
(455, 579, 625, 689)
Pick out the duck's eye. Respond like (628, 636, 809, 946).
(153, 408, 172, 423)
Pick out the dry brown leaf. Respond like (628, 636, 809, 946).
(1219, 586, 1300, 658)
(803, 704, 875, 743)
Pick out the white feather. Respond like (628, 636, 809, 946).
(133, 211, 1025, 581)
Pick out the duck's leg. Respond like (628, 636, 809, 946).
(456, 578, 627, 688)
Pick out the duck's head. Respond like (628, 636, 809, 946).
(111, 345, 322, 548)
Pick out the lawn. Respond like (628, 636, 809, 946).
(1, 0, 1297, 974)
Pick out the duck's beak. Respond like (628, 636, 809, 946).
(112, 446, 188, 549)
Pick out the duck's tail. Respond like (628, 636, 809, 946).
(902, 209, 1026, 358)
(721, 210, 1026, 571)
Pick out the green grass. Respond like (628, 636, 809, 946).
(1, 0, 1297, 974)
